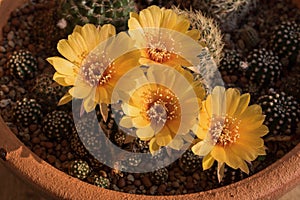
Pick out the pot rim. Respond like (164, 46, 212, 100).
(0, 0, 299, 199)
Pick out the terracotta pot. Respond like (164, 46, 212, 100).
(0, 0, 299, 199)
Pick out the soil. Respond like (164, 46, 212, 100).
(0, 0, 299, 196)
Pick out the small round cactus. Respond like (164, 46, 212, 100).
(133, 138, 149, 153)
(94, 175, 110, 188)
(42, 110, 73, 141)
(219, 49, 245, 76)
(8, 50, 37, 81)
(75, 117, 102, 155)
(271, 21, 300, 63)
(13, 98, 42, 127)
(70, 130, 89, 157)
(149, 167, 169, 185)
(238, 25, 260, 50)
(31, 75, 69, 111)
(87, 172, 110, 188)
(68, 159, 91, 180)
(59, 0, 136, 32)
(112, 130, 126, 147)
(221, 166, 247, 185)
(179, 149, 202, 173)
(245, 48, 282, 88)
(257, 91, 299, 135)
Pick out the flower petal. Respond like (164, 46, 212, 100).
(119, 116, 133, 128)
(155, 126, 172, 146)
(47, 57, 75, 75)
(58, 93, 72, 106)
(136, 125, 155, 140)
(234, 93, 250, 117)
(202, 154, 215, 170)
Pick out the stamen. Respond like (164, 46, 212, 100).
(209, 115, 241, 146)
(81, 52, 115, 87)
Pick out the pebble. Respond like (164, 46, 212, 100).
(1, 85, 9, 93)
(141, 176, 152, 188)
(59, 154, 67, 162)
(8, 41, 15, 48)
(157, 184, 167, 194)
(192, 172, 200, 181)
(67, 152, 74, 160)
(0, 46, 5, 53)
(133, 180, 141, 187)
(41, 141, 54, 149)
(127, 174, 135, 182)
(31, 137, 40, 144)
(0, 58, 6, 66)
(7, 31, 14, 41)
(171, 181, 180, 188)
(29, 124, 38, 132)
(117, 178, 126, 188)
(34, 148, 43, 157)
(47, 155, 56, 164)
(149, 185, 158, 195)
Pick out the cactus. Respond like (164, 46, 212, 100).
(271, 21, 300, 65)
(198, 0, 257, 32)
(238, 25, 260, 50)
(74, 116, 103, 155)
(179, 149, 202, 173)
(31, 75, 69, 111)
(42, 110, 73, 141)
(219, 49, 245, 76)
(13, 98, 42, 127)
(68, 159, 91, 180)
(8, 50, 37, 81)
(149, 167, 169, 185)
(257, 91, 300, 135)
(245, 48, 282, 88)
(87, 172, 110, 188)
(172, 6, 224, 65)
(59, 0, 136, 32)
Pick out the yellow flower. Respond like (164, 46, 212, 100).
(192, 86, 268, 181)
(128, 5, 203, 68)
(47, 24, 140, 113)
(117, 64, 205, 153)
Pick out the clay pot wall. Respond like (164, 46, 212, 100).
(0, 0, 299, 199)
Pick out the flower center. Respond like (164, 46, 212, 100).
(209, 115, 241, 146)
(147, 47, 172, 63)
(145, 32, 175, 63)
(147, 103, 167, 124)
(141, 85, 180, 122)
(81, 52, 115, 87)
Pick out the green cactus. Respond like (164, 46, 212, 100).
(42, 110, 74, 141)
(149, 167, 169, 185)
(257, 91, 299, 136)
(13, 98, 42, 127)
(8, 50, 37, 81)
(172, 6, 224, 65)
(245, 48, 282, 88)
(68, 159, 91, 180)
(179, 149, 202, 173)
(59, 0, 136, 32)
(271, 21, 300, 65)
(198, 0, 257, 32)
(31, 75, 69, 112)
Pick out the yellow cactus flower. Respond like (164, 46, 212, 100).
(128, 5, 203, 68)
(117, 64, 205, 153)
(47, 24, 140, 113)
(192, 86, 268, 182)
